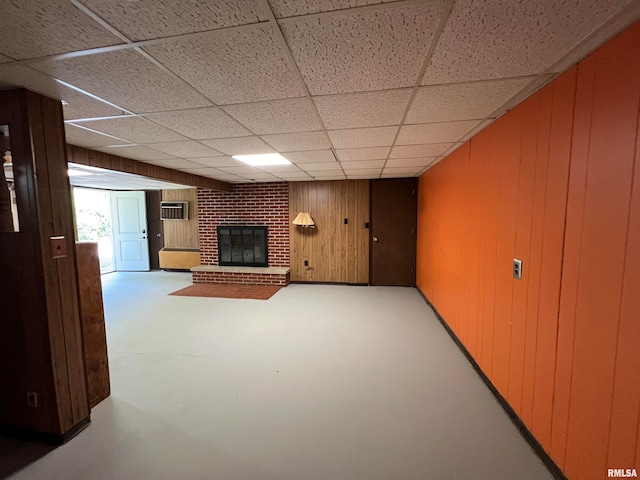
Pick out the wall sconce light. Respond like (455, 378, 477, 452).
(292, 212, 315, 228)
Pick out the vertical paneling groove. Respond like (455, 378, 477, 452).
(416, 21, 640, 480)
(289, 180, 369, 283)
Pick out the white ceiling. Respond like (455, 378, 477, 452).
(1, 0, 639, 184)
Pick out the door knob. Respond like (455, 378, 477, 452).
(156, 233, 162, 238)
(373, 237, 379, 242)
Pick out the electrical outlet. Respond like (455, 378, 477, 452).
(513, 259, 523, 280)
(27, 391, 38, 407)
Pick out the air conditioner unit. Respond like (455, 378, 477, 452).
(160, 201, 189, 220)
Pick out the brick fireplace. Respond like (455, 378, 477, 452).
(193, 183, 290, 286)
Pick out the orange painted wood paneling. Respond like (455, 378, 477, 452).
(416, 20, 640, 480)
(507, 94, 540, 413)
(564, 25, 640, 477)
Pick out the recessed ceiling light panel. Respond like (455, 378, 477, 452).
(232, 153, 291, 166)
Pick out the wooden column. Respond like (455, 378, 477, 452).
(0, 88, 90, 443)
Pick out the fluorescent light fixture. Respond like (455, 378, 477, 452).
(232, 153, 290, 166)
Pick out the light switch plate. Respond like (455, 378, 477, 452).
(49, 236, 67, 259)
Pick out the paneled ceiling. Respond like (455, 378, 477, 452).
(1, 0, 639, 184)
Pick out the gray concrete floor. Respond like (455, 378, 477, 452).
(6, 271, 553, 479)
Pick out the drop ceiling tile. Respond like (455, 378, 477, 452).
(313, 89, 411, 129)
(299, 163, 343, 172)
(189, 156, 240, 168)
(94, 145, 176, 161)
(383, 166, 423, 175)
(550, 2, 640, 73)
(258, 164, 304, 173)
(145, 26, 306, 105)
(238, 173, 280, 181)
(347, 174, 380, 179)
(78, 117, 188, 144)
(0, 65, 124, 120)
(381, 172, 418, 178)
(77, 0, 267, 41)
(223, 98, 321, 134)
(200, 136, 275, 155)
(272, 172, 314, 179)
(389, 144, 452, 158)
(280, 3, 444, 94)
(342, 168, 381, 176)
(141, 158, 206, 169)
(268, 0, 393, 18)
(33, 49, 212, 113)
(282, 150, 335, 163)
(396, 121, 480, 145)
(328, 126, 397, 148)
(262, 131, 330, 152)
(335, 147, 390, 161)
(144, 108, 250, 139)
(65, 124, 129, 147)
(0, 0, 122, 60)
(311, 174, 347, 180)
(422, 0, 633, 85)
(144, 141, 223, 158)
(341, 160, 385, 169)
(408, 77, 535, 123)
(218, 166, 266, 174)
(385, 157, 436, 168)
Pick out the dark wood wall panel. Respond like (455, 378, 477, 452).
(289, 180, 369, 283)
(0, 88, 89, 438)
(67, 145, 231, 191)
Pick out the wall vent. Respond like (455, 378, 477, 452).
(161, 201, 188, 220)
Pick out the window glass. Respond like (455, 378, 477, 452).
(0, 125, 19, 232)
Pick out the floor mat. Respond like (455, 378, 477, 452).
(169, 283, 281, 300)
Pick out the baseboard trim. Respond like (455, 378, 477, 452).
(0, 416, 91, 445)
(416, 287, 567, 480)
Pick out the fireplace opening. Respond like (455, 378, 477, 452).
(217, 226, 268, 267)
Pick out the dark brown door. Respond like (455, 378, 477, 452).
(145, 191, 163, 270)
(370, 178, 417, 286)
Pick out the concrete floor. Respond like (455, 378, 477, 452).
(5, 271, 553, 480)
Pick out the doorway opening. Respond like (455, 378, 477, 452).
(73, 187, 114, 274)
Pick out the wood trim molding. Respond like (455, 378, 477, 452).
(66, 144, 232, 192)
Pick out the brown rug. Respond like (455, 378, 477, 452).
(169, 283, 281, 300)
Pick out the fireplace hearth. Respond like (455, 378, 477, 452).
(217, 226, 268, 267)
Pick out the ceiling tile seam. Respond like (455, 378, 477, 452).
(258, 0, 347, 180)
(68, 0, 131, 43)
(379, 0, 456, 177)
(0, 20, 271, 69)
(67, 122, 132, 144)
(132, 47, 216, 107)
(419, 74, 544, 89)
(275, 0, 434, 24)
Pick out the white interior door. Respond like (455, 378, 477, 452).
(111, 191, 150, 271)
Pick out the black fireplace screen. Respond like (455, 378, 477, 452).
(217, 226, 268, 267)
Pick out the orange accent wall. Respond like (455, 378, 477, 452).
(416, 21, 640, 480)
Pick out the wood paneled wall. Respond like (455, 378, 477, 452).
(67, 145, 231, 191)
(162, 188, 199, 249)
(0, 89, 89, 438)
(416, 22, 640, 480)
(289, 180, 369, 283)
